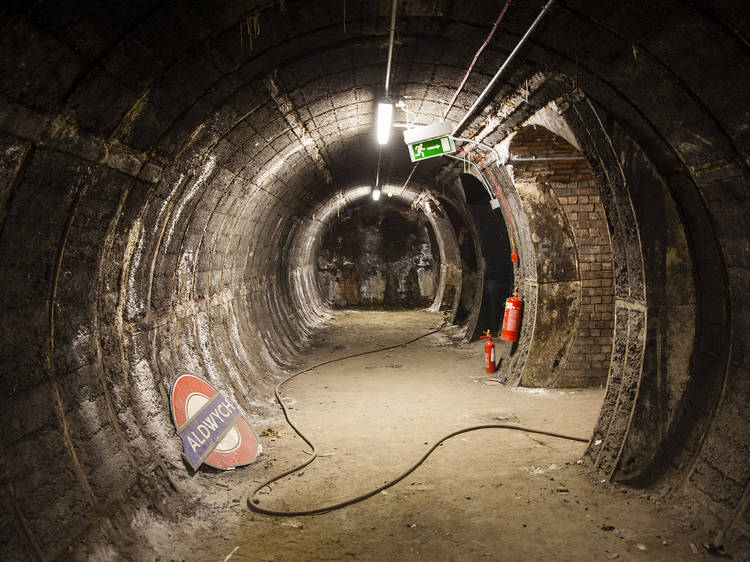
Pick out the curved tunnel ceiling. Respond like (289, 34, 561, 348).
(3, 1, 745, 236)
(1, 0, 750, 558)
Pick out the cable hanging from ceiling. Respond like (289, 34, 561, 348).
(443, 0, 513, 120)
(451, 148, 518, 263)
(453, 0, 556, 136)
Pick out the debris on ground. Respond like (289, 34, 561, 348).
(222, 546, 239, 562)
(172, 312, 717, 561)
(261, 428, 282, 438)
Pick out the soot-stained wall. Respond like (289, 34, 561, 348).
(316, 200, 438, 308)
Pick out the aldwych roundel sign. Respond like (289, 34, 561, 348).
(170, 374, 261, 471)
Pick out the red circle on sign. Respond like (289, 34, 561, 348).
(170, 374, 261, 470)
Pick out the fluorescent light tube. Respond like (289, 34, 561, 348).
(377, 103, 393, 145)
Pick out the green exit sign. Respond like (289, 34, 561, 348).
(408, 135, 455, 162)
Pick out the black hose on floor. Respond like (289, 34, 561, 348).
(247, 324, 590, 517)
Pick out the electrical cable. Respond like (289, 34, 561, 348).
(383, 0, 398, 98)
(398, 162, 419, 196)
(247, 324, 590, 517)
(453, 0, 556, 135)
(443, 0, 513, 120)
(456, 147, 518, 262)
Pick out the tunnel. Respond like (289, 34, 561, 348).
(1, 0, 749, 559)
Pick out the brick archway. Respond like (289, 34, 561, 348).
(508, 126, 615, 387)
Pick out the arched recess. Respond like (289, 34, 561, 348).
(420, 193, 463, 324)
(476, 83, 717, 508)
(555, 96, 703, 492)
(441, 152, 536, 380)
(432, 180, 482, 335)
(505, 124, 615, 388)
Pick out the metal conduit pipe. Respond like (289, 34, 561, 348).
(375, 147, 383, 188)
(453, 136, 504, 167)
(452, 0, 556, 136)
(384, 0, 398, 98)
(509, 156, 585, 161)
(374, 0, 398, 196)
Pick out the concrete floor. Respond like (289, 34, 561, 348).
(152, 310, 717, 561)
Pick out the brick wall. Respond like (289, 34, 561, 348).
(510, 127, 614, 387)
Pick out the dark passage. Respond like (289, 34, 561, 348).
(461, 173, 514, 337)
(316, 199, 439, 309)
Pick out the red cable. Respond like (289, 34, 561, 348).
(457, 147, 518, 262)
(443, 0, 514, 120)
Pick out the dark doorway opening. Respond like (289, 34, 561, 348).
(460, 174, 514, 338)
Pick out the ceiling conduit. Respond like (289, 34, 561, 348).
(453, 0, 556, 136)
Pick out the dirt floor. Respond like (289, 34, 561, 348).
(154, 310, 722, 561)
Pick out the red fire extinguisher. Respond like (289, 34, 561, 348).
(501, 289, 522, 342)
(480, 329, 495, 373)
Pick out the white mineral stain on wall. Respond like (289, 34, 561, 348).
(164, 157, 216, 250)
(131, 359, 180, 453)
(196, 310, 220, 383)
(176, 249, 194, 300)
(361, 271, 385, 302)
(71, 328, 91, 366)
(418, 267, 435, 297)
(125, 217, 145, 318)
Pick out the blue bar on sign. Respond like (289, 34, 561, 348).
(177, 392, 241, 470)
